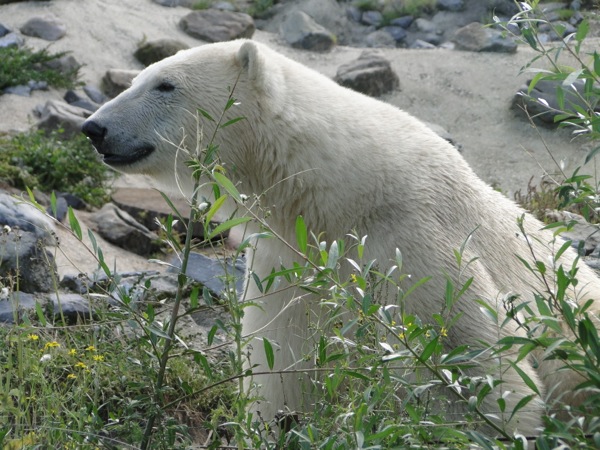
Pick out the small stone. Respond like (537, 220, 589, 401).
(89, 203, 160, 256)
(346, 6, 362, 22)
(334, 50, 399, 97)
(415, 18, 436, 33)
(20, 14, 67, 41)
(0, 23, 9, 37)
(390, 16, 414, 29)
(410, 39, 437, 49)
(382, 26, 407, 42)
(134, 39, 189, 66)
(437, 0, 464, 12)
(179, 10, 255, 42)
(364, 30, 397, 48)
(361, 10, 383, 27)
(83, 85, 107, 104)
(102, 69, 140, 98)
(36, 100, 91, 138)
(0, 32, 24, 48)
(280, 10, 335, 52)
(452, 22, 517, 53)
(3, 84, 31, 96)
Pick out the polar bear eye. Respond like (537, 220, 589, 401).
(156, 82, 175, 92)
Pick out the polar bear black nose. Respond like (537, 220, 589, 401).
(81, 120, 107, 148)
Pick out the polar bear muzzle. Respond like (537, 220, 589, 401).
(82, 119, 155, 167)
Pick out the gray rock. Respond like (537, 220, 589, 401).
(64, 90, 98, 112)
(361, 10, 383, 27)
(382, 26, 407, 43)
(0, 23, 10, 37)
(111, 187, 218, 241)
(364, 30, 397, 48)
(390, 16, 414, 29)
(213, 1, 236, 11)
(512, 78, 600, 125)
(334, 50, 399, 97)
(35, 100, 90, 138)
(101, 68, 139, 98)
(437, 0, 465, 11)
(152, 0, 179, 6)
(346, 6, 362, 23)
(410, 39, 437, 49)
(415, 18, 437, 34)
(539, 21, 577, 41)
(83, 85, 107, 104)
(0, 193, 55, 240)
(545, 210, 600, 256)
(485, 0, 519, 16)
(134, 38, 189, 66)
(0, 230, 57, 294)
(20, 14, 67, 41)
(179, 10, 255, 42)
(0, 292, 38, 323)
(3, 84, 31, 96)
(0, 291, 101, 324)
(89, 203, 160, 256)
(171, 252, 245, 298)
(42, 54, 80, 76)
(0, 32, 24, 48)
(280, 10, 336, 52)
(452, 22, 517, 53)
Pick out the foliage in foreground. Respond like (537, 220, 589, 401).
(0, 130, 114, 207)
(0, 46, 80, 92)
(1, 1, 600, 449)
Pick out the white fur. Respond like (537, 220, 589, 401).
(84, 40, 599, 435)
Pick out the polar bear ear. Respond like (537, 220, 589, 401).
(237, 40, 263, 84)
(236, 40, 285, 112)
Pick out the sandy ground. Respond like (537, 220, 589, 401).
(1, 0, 599, 275)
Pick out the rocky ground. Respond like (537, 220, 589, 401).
(1, 0, 600, 320)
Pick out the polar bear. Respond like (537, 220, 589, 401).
(82, 40, 598, 436)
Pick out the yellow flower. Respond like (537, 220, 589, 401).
(440, 327, 448, 337)
(27, 334, 39, 341)
(92, 355, 105, 362)
(74, 362, 88, 370)
(85, 345, 96, 352)
(67, 373, 77, 380)
(44, 341, 60, 350)
(350, 274, 358, 283)
(398, 332, 405, 340)
(68, 348, 77, 356)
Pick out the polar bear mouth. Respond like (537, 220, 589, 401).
(101, 146, 155, 166)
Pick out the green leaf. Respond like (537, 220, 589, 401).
(575, 19, 589, 44)
(263, 338, 275, 370)
(35, 300, 46, 326)
(208, 216, 251, 240)
(220, 116, 245, 129)
(420, 336, 439, 361)
(509, 361, 541, 395)
(585, 145, 600, 165)
(212, 171, 242, 202)
(197, 107, 215, 122)
(563, 69, 583, 88)
(207, 325, 218, 346)
(594, 51, 600, 77)
(190, 286, 199, 309)
(205, 195, 227, 225)
(295, 215, 307, 254)
(509, 394, 537, 422)
(68, 207, 82, 240)
(326, 241, 339, 270)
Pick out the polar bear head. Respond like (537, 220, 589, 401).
(82, 40, 287, 193)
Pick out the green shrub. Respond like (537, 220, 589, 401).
(0, 130, 114, 207)
(0, 47, 80, 91)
